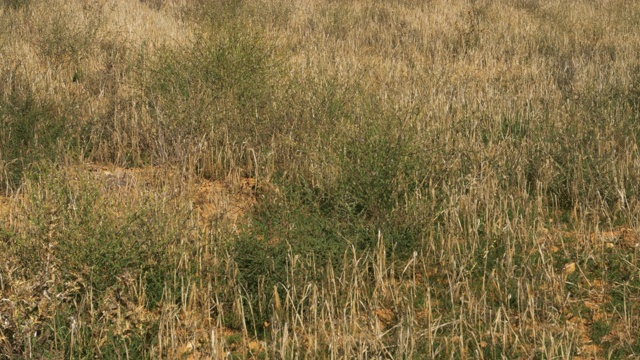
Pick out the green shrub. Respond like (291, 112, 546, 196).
(137, 26, 278, 171)
(14, 169, 178, 305)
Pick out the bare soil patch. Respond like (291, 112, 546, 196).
(0, 194, 13, 228)
(82, 164, 258, 229)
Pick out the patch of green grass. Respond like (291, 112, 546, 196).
(1, 0, 32, 11)
(229, 86, 430, 329)
(591, 319, 611, 345)
(0, 82, 69, 191)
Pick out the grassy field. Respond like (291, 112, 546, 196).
(1, 0, 640, 358)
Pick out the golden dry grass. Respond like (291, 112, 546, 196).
(1, 0, 640, 358)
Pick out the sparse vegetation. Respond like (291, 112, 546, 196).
(1, 0, 640, 358)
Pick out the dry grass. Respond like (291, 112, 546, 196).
(1, 0, 640, 358)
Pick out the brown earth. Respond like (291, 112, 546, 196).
(0, 164, 258, 251)
(0, 195, 10, 225)
(83, 163, 258, 229)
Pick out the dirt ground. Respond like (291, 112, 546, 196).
(82, 163, 258, 229)
(0, 164, 258, 236)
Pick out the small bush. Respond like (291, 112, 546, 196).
(13, 168, 178, 305)
(135, 26, 279, 171)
